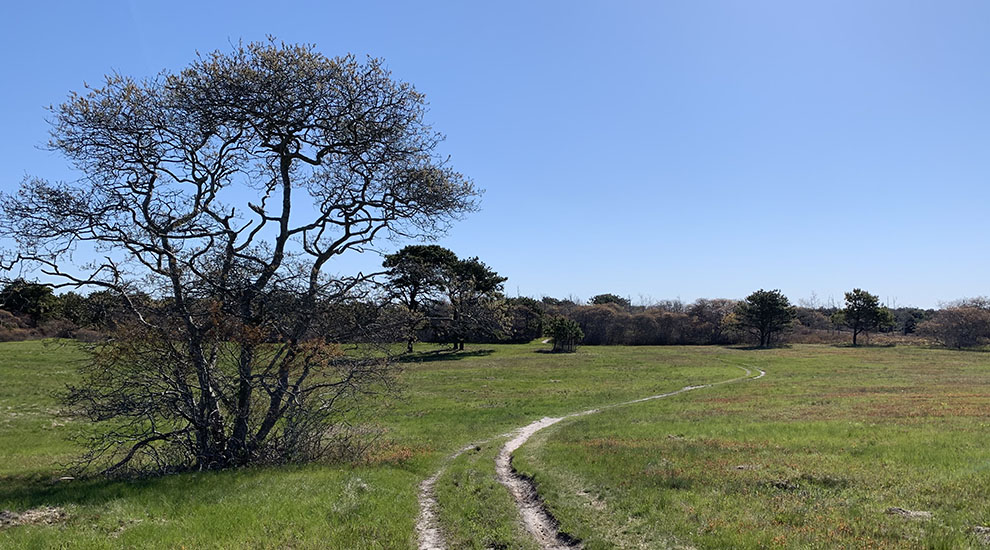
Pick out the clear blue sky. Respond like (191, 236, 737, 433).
(3, 1, 989, 308)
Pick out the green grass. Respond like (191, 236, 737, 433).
(513, 345, 990, 549)
(2, 341, 989, 548)
(0, 341, 735, 548)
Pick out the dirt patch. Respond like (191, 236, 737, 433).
(972, 526, 990, 545)
(885, 507, 932, 520)
(416, 440, 497, 550)
(0, 506, 67, 529)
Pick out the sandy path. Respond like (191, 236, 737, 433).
(415, 440, 496, 549)
(416, 363, 765, 550)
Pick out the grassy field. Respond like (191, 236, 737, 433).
(0, 341, 735, 548)
(1, 341, 988, 548)
(513, 346, 990, 549)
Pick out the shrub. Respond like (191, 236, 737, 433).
(918, 307, 990, 349)
(543, 316, 584, 353)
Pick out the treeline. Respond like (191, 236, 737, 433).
(3, 273, 989, 350)
(535, 294, 931, 346)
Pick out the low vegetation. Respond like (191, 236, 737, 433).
(513, 345, 990, 549)
(3, 341, 989, 548)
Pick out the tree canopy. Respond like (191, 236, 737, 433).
(382, 245, 459, 352)
(0, 40, 478, 473)
(734, 289, 795, 348)
(833, 288, 893, 346)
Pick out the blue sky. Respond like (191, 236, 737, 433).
(2, 1, 989, 308)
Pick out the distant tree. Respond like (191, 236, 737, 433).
(734, 289, 796, 348)
(902, 316, 917, 335)
(383, 245, 458, 352)
(893, 307, 930, 335)
(543, 315, 583, 352)
(833, 289, 894, 346)
(569, 304, 619, 345)
(0, 279, 57, 323)
(794, 307, 831, 331)
(437, 257, 508, 350)
(54, 291, 88, 326)
(505, 297, 544, 343)
(652, 299, 687, 313)
(589, 293, 631, 308)
(688, 298, 737, 344)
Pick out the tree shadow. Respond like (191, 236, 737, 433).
(0, 467, 272, 510)
(396, 348, 494, 363)
(726, 344, 791, 351)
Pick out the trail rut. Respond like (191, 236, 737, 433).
(416, 363, 765, 550)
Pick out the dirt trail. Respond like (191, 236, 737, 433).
(416, 363, 765, 550)
(415, 441, 496, 550)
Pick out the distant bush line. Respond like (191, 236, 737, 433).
(2, 279, 986, 349)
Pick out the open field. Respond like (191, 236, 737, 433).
(1, 341, 989, 548)
(514, 346, 990, 549)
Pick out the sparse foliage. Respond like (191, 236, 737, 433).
(919, 299, 990, 348)
(0, 41, 477, 473)
(833, 289, 894, 346)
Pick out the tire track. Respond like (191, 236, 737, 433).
(415, 440, 497, 549)
(416, 362, 765, 549)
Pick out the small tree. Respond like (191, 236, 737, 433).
(734, 289, 795, 348)
(505, 296, 545, 343)
(382, 245, 458, 352)
(833, 288, 894, 346)
(543, 315, 583, 352)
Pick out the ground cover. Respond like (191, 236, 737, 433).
(0, 340, 735, 548)
(513, 345, 990, 549)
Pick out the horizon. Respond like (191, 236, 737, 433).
(3, 1, 989, 309)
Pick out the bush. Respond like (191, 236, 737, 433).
(74, 328, 105, 343)
(918, 307, 990, 349)
(39, 319, 78, 339)
(543, 316, 583, 353)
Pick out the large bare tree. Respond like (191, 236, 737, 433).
(0, 41, 477, 473)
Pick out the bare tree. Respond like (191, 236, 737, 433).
(0, 41, 477, 473)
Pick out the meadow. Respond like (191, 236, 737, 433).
(1, 340, 988, 548)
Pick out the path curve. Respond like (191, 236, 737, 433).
(416, 362, 765, 549)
